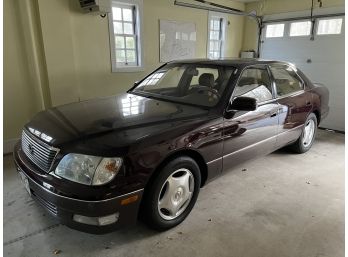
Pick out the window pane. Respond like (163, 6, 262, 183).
(210, 20, 214, 29)
(182, 33, 189, 40)
(210, 31, 219, 40)
(270, 66, 303, 96)
(125, 37, 135, 49)
(235, 68, 273, 103)
(115, 36, 125, 48)
(215, 41, 220, 52)
(266, 24, 284, 38)
(214, 20, 220, 30)
(209, 41, 214, 51)
(112, 7, 122, 20)
(116, 50, 126, 62)
(317, 18, 343, 35)
(126, 50, 136, 63)
(123, 8, 133, 22)
(123, 22, 134, 34)
(189, 32, 196, 41)
(114, 22, 123, 34)
(290, 21, 311, 36)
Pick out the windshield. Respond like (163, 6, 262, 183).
(131, 63, 235, 107)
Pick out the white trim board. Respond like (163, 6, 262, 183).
(4, 138, 19, 154)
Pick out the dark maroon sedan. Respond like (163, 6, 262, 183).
(14, 59, 329, 233)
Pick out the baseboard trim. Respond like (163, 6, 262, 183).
(4, 138, 19, 154)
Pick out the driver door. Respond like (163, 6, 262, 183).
(222, 65, 279, 172)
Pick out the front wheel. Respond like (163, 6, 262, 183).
(290, 113, 318, 153)
(141, 156, 201, 231)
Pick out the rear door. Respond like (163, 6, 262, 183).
(268, 63, 313, 147)
(222, 65, 279, 171)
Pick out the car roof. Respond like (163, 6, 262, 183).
(169, 58, 292, 68)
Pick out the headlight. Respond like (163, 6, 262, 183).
(54, 154, 122, 185)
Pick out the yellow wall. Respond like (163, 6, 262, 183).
(4, 0, 45, 140)
(4, 0, 245, 141)
(242, 0, 345, 51)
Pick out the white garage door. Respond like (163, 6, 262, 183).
(261, 15, 345, 131)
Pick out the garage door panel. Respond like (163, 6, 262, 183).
(261, 16, 344, 131)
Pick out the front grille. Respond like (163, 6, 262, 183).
(31, 191, 58, 216)
(21, 130, 59, 172)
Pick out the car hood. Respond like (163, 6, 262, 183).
(25, 93, 210, 147)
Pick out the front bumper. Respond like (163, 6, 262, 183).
(13, 145, 144, 234)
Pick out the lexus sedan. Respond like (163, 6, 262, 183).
(14, 59, 329, 233)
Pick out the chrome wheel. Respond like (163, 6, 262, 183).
(302, 119, 315, 147)
(158, 168, 195, 220)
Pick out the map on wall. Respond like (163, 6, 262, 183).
(159, 20, 196, 62)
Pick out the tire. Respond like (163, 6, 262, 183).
(289, 113, 318, 154)
(140, 156, 201, 231)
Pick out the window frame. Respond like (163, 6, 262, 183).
(265, 23, 285, 38)
(207, 11, 227, 59)
(289, 20, 312, 37)
(268, 64, 306, 99)
(108, 0, 144, 73)
(230, 64, 276, 106)
(316, 17, 344, 36)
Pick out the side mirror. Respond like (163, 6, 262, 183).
(228, 96, 257, 112)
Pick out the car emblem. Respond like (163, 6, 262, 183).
(28, 144, 34, 155)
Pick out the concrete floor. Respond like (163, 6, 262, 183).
(3, 130, 344, 257)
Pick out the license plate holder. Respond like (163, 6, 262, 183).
(18, 171, 31, 196)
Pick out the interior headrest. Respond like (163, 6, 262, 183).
(198, 73, 214, 88)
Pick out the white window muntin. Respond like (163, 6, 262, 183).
(109, 0, 144, 72)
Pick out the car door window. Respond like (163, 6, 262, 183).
(270, 65, 304, 97)
(233, 67, 273, 103)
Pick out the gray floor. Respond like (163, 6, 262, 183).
(4, 130, 344, 257)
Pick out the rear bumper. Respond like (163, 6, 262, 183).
(13, 145, 144, 234)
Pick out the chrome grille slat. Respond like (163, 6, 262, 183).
(21, 141, 55, 158)
(24, 133, 54, 154)
(21, 130, 59, 172)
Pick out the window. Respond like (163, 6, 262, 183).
(109, 0, 143, 72)
(270, 65, 303, 96)
(317, 18, 343, 35)
(234, 67, 273, 103)
(190, 68, 219, 87)
(289, 21, 311, 36)
(208, 16, 224, 59)
(265, 23, 285, 38)
(132, 64, 235, 107)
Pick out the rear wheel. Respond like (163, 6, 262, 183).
(290, 113, 317, 153)
(141, 156, 201, 231)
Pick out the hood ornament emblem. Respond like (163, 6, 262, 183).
(28, 144, 34, 155)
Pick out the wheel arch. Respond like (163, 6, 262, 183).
(146, 149, 208, 190)
(312, 109, 321, 126)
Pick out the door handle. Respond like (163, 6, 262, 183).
(270, 112, 278, 117)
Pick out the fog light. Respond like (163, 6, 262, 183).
(73, 213, 119, 226)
